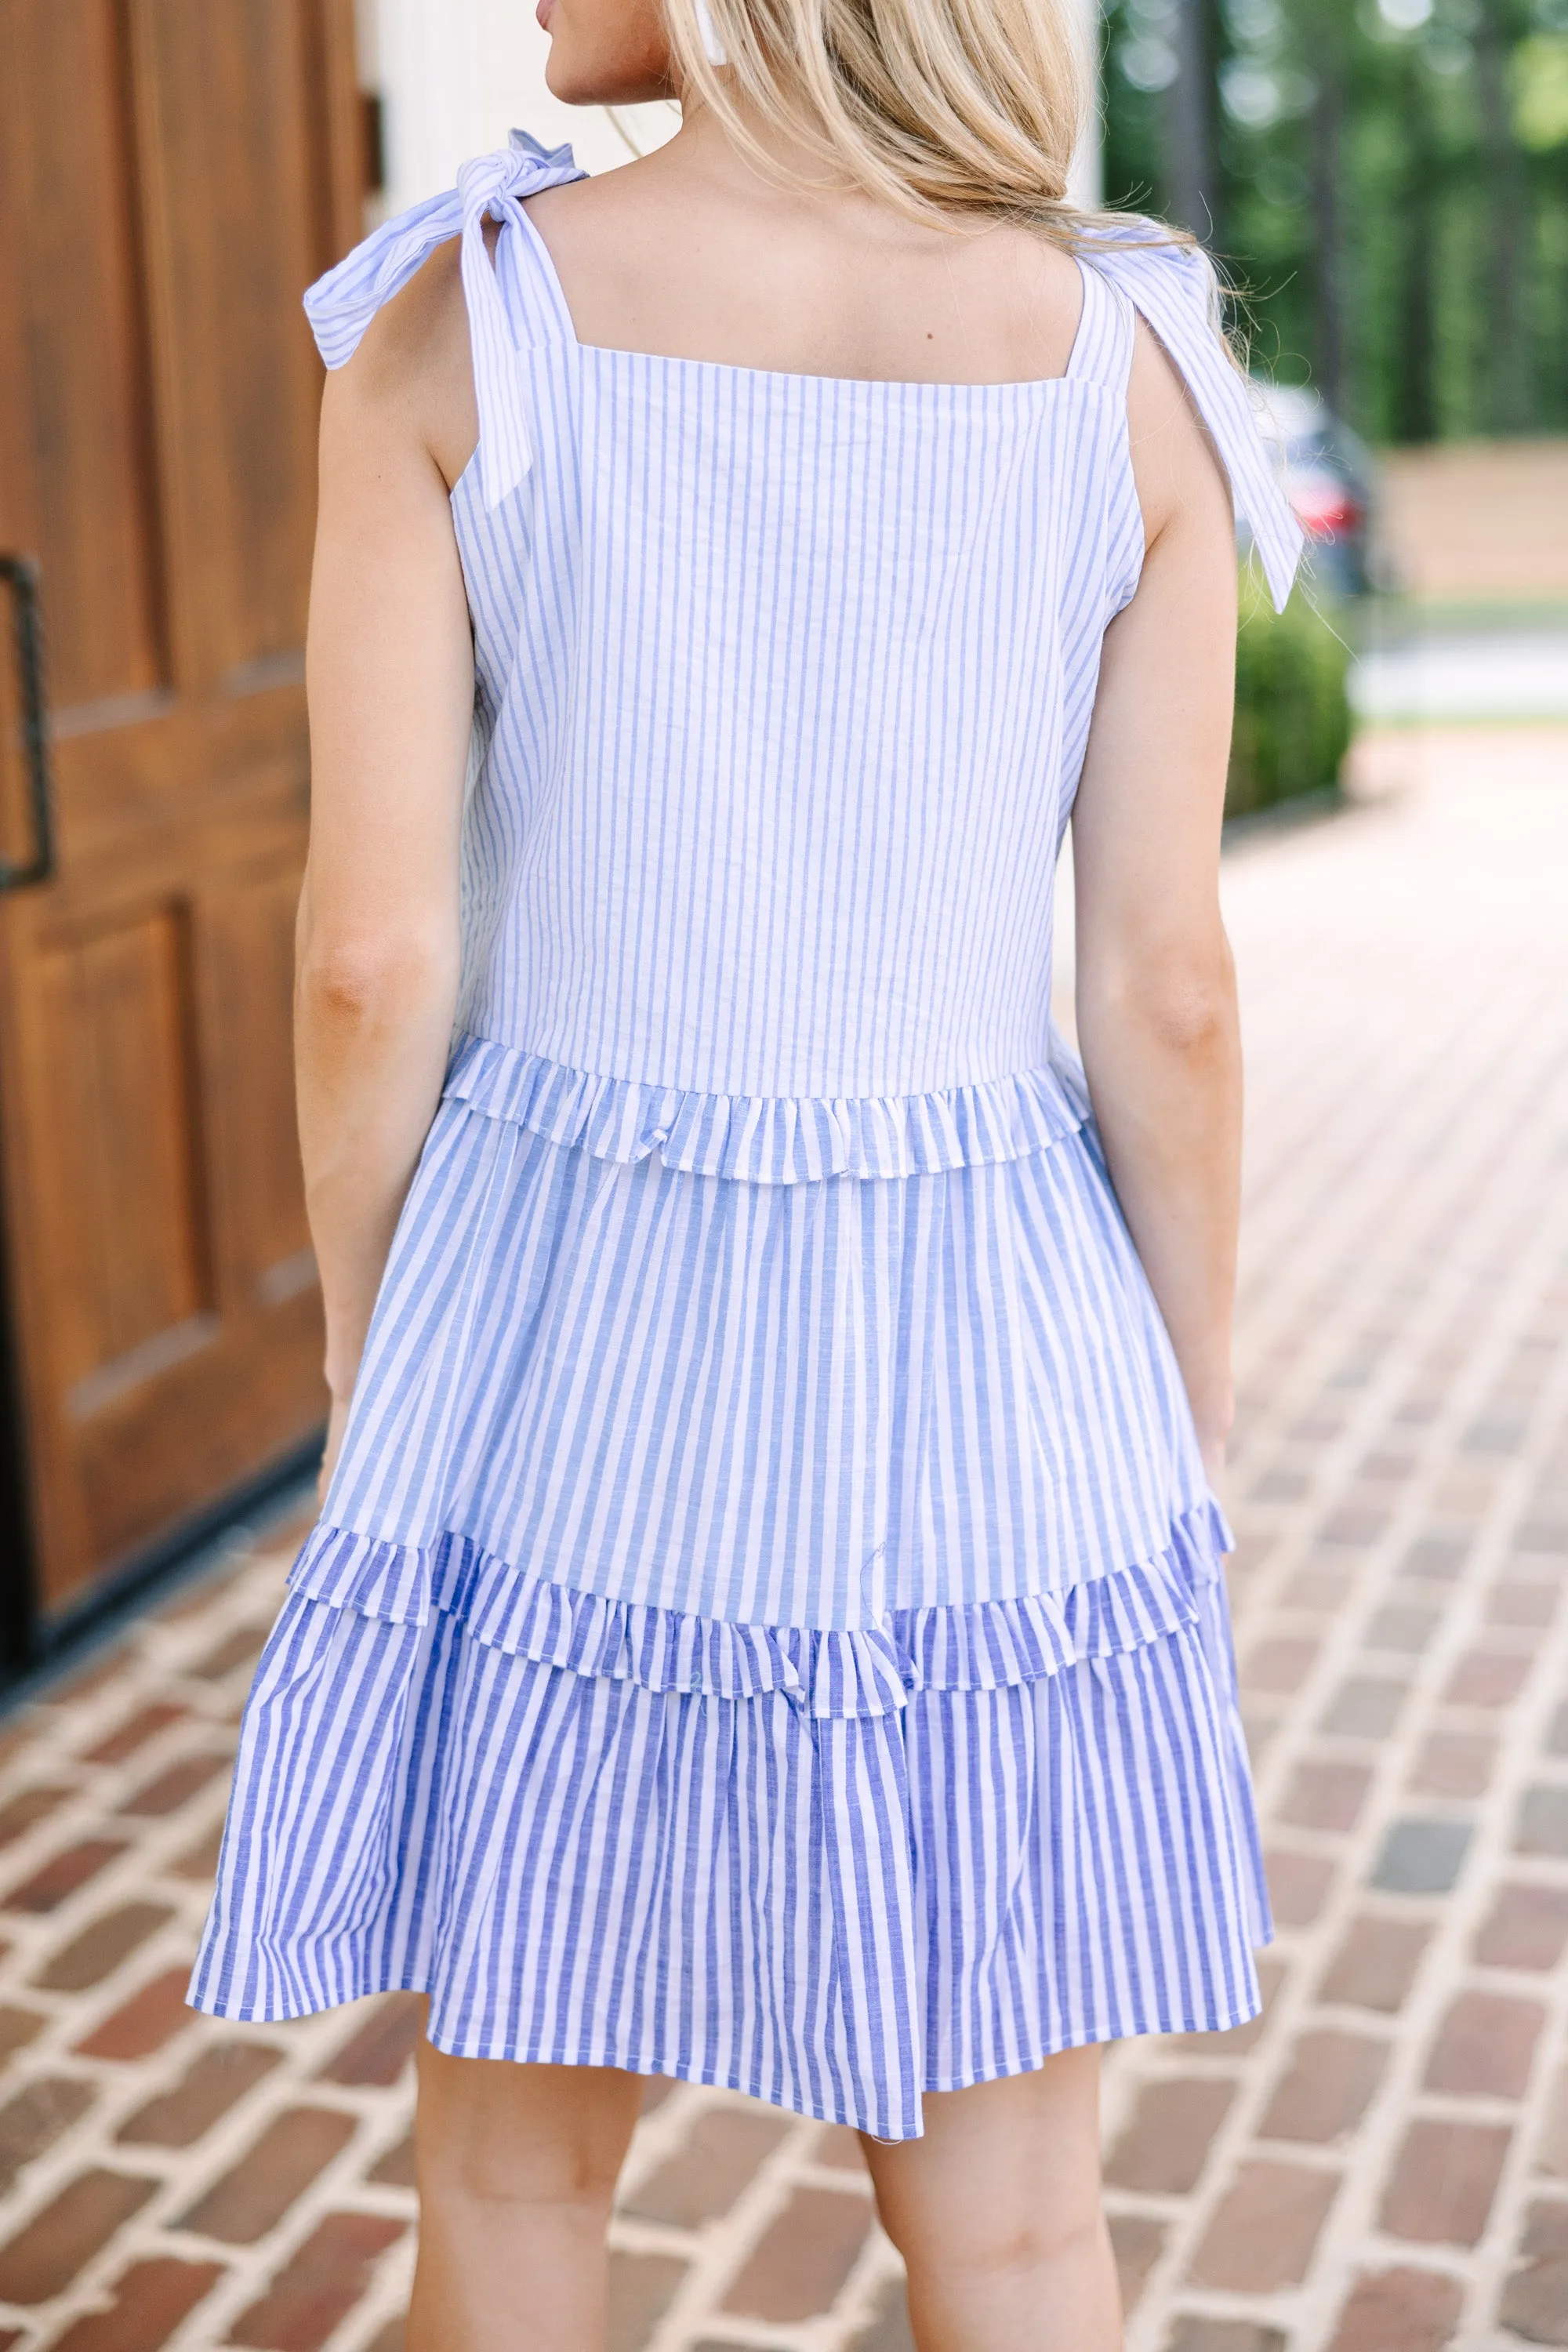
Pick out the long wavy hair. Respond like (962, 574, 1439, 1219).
(664, 0, 1192, 255)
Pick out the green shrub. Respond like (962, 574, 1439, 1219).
(1226, 566, 1354, 819)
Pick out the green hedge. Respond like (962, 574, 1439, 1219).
(1226, 568, 1355, 820)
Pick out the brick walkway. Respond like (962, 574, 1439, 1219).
(0, 722, 1563, 2352)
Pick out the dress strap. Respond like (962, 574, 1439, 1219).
(1063, 261, 1135, 398)
(1076, 225, 1305, 612)
(303, 130, 587, 512)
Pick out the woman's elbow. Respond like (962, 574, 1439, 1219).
(296, 931, 453, 1035)
(1083, 943, 1238, 1061)
(1143, 965, 1236, 1057)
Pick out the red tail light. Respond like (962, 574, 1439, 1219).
(1290, 481, 1364, 539)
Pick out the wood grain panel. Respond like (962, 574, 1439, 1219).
(74, 1283, 321, 1576)
(301, 0, 369, 274)
(3, 0, 167, 710)
(129, 0, 323, 689)
(30, 909, 210, 1399)
(0, 0, 361, 1628)
(0, 10, 41, 557)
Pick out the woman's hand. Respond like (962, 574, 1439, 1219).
(318, 1392, 352, 1508)
(1193, 1380, 1235, 1497)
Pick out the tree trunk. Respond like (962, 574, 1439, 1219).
(1163, 0, 1218, 237)
(1310, 64, 1348, 414)
(1475, 0, 1530, 430)
(1396, 70, 1437, 441)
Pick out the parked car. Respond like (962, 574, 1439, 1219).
(1247, 381, 1381, 598)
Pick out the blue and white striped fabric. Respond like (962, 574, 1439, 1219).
(191, 131, 1295, 2137)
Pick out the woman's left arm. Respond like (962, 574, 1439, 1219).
(1069, 319, 1242, 1485)
(296, 249, 478, 1494)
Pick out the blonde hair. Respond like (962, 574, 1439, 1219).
(664, 0, 1162, 249)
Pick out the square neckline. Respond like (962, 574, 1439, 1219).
(511, 201, 1103, 397)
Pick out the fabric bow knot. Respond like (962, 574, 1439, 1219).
(303, 129, 586, 512)
(1080, 229, 1305, 612)
(456, 134, 580, 509)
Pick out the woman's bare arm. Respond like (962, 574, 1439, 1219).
(297, 246, 478, 1490)
(1070, 319, 1242, 1478)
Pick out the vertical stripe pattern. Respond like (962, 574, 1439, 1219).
(194, 1575, 1263, 2141)
(292, 1102, 1214, 1628)
(191, 136, 1290, 2134)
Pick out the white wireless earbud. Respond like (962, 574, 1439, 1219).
(694, 0, 729, 63)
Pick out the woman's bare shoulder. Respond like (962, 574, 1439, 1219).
(521, 155, 684, 285)
(524, 151, 670, 231)
(1123, 314, 1232, 547)
(321, 236, 479, 491)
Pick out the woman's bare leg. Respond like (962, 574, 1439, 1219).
(408, 2041, 644, 2352)
(858, 2050, 1121, 2352)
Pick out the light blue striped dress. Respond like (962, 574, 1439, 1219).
(191, 131, 1303, 2140)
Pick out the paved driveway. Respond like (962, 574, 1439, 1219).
(0, 724, 1562, 2352)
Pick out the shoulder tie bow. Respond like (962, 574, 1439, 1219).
(1082, 230, 1305, 612)
(303, 130, 586, 510)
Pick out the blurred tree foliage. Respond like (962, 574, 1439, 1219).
(1100, 0, 1568, 439)
(1227, 570, 1353, 812)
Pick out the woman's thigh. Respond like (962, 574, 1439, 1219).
(858, 2049, 1106, 2270)
(414, 2038, 645, 2205)
(408, 2044, 645, 2352)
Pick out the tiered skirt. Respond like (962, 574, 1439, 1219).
(191, 1036, 1269, 2141)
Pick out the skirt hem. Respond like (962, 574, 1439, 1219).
(190, 1539, 1271, 2144)
(184, 1978, 1271, 2142)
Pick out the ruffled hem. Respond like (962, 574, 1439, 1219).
(288, 1498, 1233, 1722)
(442, 1032, 1091, 1182)
(194, 1489, 1269, 2135)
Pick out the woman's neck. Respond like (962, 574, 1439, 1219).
(644, 91, 969, 254)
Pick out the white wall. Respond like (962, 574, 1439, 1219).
(361, 0, 678, 212)
(361, 0, 1099, 215)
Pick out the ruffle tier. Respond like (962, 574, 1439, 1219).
(443, 1032, 1091, 1184)
(289, 1497, 1235, 1721)
(191, 1504, 1270, 2138)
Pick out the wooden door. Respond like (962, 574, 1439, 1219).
(0, 0, 364, 1642)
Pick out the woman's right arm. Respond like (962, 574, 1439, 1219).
(1069, 318, 1243, 1482)
(297, 249, 479, 1493)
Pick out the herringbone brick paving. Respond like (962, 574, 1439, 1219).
(0, 721, 1563, 2350)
